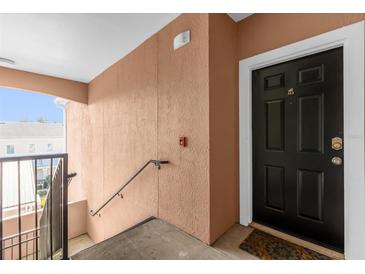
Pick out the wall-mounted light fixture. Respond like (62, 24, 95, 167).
(0, 57, 15, 65)
(174, 30, 190, 50)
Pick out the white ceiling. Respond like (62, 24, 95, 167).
(227, 13, 252, 22)
(0, 13, 251, 83)
(0, 13, 180, 83)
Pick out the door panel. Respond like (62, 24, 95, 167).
(298, 65, 324, 85)
(297, 169, 324, 221)
(265, 100, 285, 151)
(252, 47, 344, 251)
(265, 165, 285, 211)
(298, 94, 323, 153)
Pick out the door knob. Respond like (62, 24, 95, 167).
(331, 156, 342, 166)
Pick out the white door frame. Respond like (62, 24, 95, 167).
(239, 21, 365, 259)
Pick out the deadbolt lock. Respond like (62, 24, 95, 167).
(288, 88, 295, 96)
(331, 137, 343, 151)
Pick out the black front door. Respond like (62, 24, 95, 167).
(252, 47, 344, 251)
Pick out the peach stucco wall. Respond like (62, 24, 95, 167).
(237, 14, 365, 60)
(87, 35, 159, 242)
(157, 14, 210, 243)
(67, 14, 212, 244)
(0, 66, 88, 103)
(66, 101, 88, 203)
(208, 14, 239, 243)
(67, 200, 87, 239)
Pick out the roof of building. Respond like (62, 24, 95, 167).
(0, 122, 64, 139)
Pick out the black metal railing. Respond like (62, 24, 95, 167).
(1, 228, 40, 260)
(89, 159, 168, 217)
(0, 153, 71, 260)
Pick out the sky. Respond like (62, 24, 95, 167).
(0, 87, 63, 123)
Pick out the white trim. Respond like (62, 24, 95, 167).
(239, 21, 365, 259)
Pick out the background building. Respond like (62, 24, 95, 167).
(0, 122, 65, 217)
(0, 122, 64, 157)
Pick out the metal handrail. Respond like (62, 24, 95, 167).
(89, 159, 169, 217)
(67, 172, 77, 185)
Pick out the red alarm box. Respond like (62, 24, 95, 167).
(179, 136, 187, 147)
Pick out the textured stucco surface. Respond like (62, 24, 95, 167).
(67, 14, 212, 244)
(67, 200, 88, 239)
(66, 101, 87, 203)
(101, 36, 159, 239)
(157, 13, 210, 244)
(0, 66, 88, 103)
(208, 14, 239, 244)
(66, 12, 249, 245)
(237, 14, 365, 60)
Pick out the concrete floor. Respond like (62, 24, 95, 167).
(69, 234, 94, 257)
(69, 218, 341, 260)
(71, 218, 256, 260)
(212, 224, 258, 259)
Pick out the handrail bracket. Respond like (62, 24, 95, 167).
(151, 160, 169, 170)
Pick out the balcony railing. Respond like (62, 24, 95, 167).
(0, 153, 70, 260)
(1, 228, 40, 260)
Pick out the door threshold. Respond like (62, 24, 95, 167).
(250, 222, 344, 260)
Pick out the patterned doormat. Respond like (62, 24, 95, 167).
(239, 229, 331, 260)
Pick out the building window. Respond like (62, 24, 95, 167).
(47, 143, 53, 152)
(6, 145, 15, 154)
(29, 144, 35, 153)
